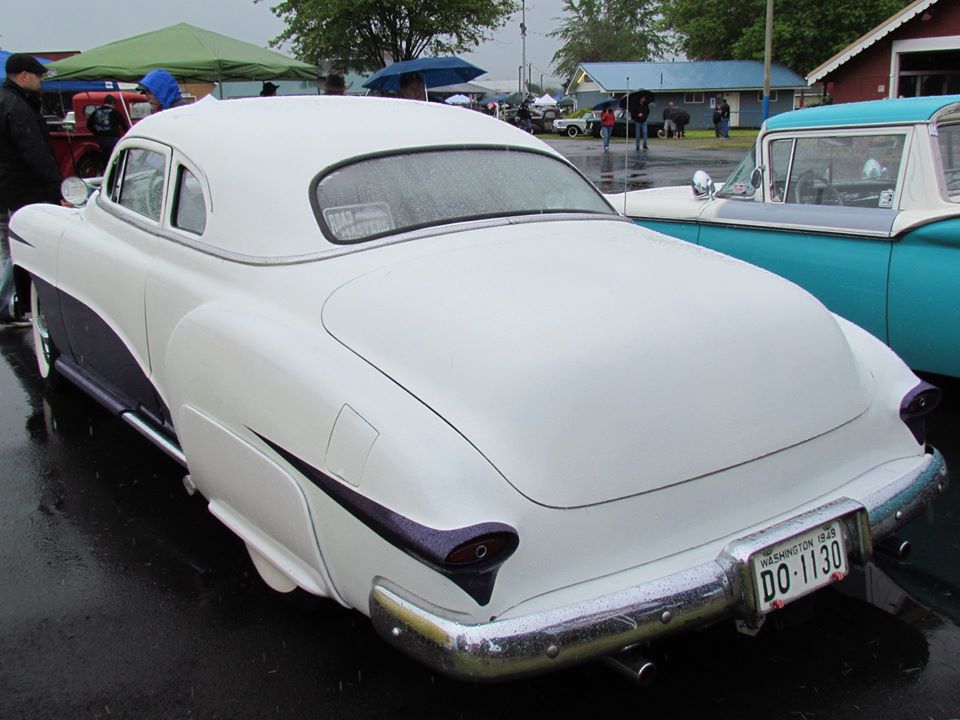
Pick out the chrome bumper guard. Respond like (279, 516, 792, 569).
(370, 449, 947, 680)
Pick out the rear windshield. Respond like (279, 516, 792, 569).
(312, 148, 615, 243)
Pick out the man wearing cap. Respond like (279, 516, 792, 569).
(137, 68, 190, 113)
(0, 53, 63, 323)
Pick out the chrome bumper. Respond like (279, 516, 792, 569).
(369, 449, 948, 680)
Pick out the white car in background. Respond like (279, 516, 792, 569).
(7, 96, 947, 681)
(552, 111, 598, 137)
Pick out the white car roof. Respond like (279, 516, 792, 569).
(123, 96, 559, 258)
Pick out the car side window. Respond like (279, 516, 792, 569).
(172, 167, 207, 235)
(784, 134, 905, 208)
(936, 122, 960, 199)
(116, 148, 166, 222)
(767, 139, 794, 202)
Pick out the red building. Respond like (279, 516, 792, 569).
(807, 0, 960, 103)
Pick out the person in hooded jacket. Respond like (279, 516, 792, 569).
(137, 68, 190, 113)
(0, 53, 64, 322)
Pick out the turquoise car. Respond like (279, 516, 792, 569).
(610, 95, 960, 378)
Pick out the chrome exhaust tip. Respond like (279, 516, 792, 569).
(603, 646, 658, 686)
(876, 535, 911, 561)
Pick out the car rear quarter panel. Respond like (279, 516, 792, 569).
(889, 217, 960, 376)
(155, 278, 530, 614)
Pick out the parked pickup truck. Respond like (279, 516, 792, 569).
(47, 90, 149, 178)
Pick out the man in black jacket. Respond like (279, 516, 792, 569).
(0, 53, 63, 322)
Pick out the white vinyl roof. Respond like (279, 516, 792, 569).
(121, 96, 561, 258)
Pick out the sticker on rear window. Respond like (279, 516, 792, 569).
(323, 202, 394, 241)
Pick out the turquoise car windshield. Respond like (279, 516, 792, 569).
(717, 147, 757, 198)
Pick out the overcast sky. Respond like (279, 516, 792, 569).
(1, 0, 566, 88)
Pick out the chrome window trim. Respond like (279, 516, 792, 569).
(98, 138, 173, 228)
(90, 208, 634, 267)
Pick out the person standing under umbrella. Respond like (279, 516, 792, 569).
(398, 72, 426, 100)
(620, 92, 653, 151)
(516, 101, 532, 133)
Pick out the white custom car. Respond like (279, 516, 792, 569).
(552, 112, 598, 137)
(8, 96, 948, 681)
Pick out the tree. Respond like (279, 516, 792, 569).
(549, 0, 670, 81)
(262, 0, 518, 72)
(661, 0, 907, 74)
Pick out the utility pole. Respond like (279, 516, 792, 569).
(762, 0, 774, 122)
(520, 0, 527, 95)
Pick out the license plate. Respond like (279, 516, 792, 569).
(751, 521, 847, 612)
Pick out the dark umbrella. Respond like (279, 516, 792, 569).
(592, 97, 619, 111)
(619, 89, 656, 115)
(362, 56, 486, 92)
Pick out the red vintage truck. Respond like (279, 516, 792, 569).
(47, 90, 149, 178)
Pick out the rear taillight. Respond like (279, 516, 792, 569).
(900, 381, 941, 445)
(445, 533, 516, 566)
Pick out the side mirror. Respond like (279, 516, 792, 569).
(750, 167, 763, 190)
(692, 170, 714, 200)
(61, 176, 96, 206)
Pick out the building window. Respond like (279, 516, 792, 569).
(757, 90, 779, 102)
(684, 92, 704, 103)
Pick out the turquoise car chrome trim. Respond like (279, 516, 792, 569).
(765, 94, 960, 131)
(712, 201, 898, 237)
(370, 451, 947, 680)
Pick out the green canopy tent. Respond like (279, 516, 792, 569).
(46, 23, 318, 94)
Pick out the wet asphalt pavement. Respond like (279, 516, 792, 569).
(544, 134, 746, 193)
(2, 137, 959, 719)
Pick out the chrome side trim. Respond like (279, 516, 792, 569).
(121, 412, 186, 467)
(370, 449, 947, 680)
(95, 191, 626, 267)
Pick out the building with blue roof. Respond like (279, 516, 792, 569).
(566, 60, 806, 130)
